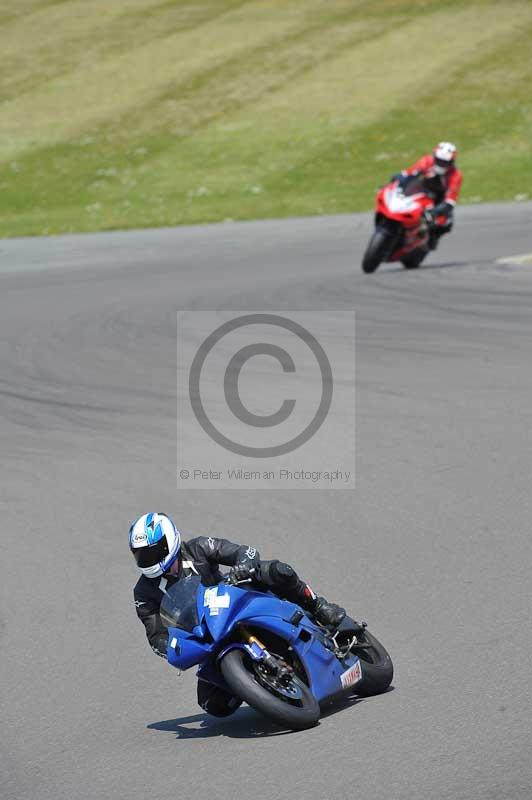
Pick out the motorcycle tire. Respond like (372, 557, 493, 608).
(349, 628, 393, 696)
(220, 648, 320, 730)
(401, 248, 427, 270)
(362, 227, 396, 274)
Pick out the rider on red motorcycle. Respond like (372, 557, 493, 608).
(394, 142, 462, 249)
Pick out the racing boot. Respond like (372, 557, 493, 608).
(312, 596, 346, 629)
(429, 217, 453, 250)
(428, 229, 439, 251)
(300, 586, 346, 629)
(258, 561, 346, 630)
(197, 679, 243, 718)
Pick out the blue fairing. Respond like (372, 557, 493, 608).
(167, 629, 213, 671)
(235, 614, 358, 701)
(164, 579, 361, 704)
(202, 584, 302, 641)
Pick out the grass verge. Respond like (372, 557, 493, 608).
(1, 0, 531, 237)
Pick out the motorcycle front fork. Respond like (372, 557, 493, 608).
(239, 626, 293, 682)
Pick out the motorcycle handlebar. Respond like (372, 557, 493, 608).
(224, 568, 256, 586)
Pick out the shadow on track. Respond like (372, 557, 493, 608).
(320, 685, 394, 720)
(419, 260, 472, 271)
(373, 260, 470, 275)
(147, 706, 292, 739)
(147, 689, 393, 740)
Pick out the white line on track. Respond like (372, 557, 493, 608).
(496, 252, 532, 265)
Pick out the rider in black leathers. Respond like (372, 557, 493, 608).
(132, 530, 346, 717)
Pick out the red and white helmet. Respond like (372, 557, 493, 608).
(433, 142, 457, 174)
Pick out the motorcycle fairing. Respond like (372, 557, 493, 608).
(167, 582, 363, 704)
(383, 185, 425, 216)
(373, 178, 436, 263)
(201, 585, 301, 641)
(167, 627, 214, 670)
(228, 612, 360, 702)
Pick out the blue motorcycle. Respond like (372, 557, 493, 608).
(160, 574, 393, 730)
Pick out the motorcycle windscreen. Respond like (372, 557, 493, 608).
(403, 173, 441, 199)
(160, 575, 201, 632)
(402, 175, 427, 196)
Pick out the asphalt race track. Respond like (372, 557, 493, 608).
(2, 202, 532, 800)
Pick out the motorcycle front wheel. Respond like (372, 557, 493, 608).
(220, 648, 320, 730)
(362, 227, 398, 273)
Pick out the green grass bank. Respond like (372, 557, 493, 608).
(1, 0, 532, 237)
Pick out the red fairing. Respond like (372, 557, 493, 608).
(373, 177, 434, 261)
(404, 153, 463, 205)
(375, 182, 434, 226)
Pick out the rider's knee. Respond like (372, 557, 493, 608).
(268, 560, 298, 589)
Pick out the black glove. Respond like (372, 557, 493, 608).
(228, 562, 256, 583)
(432, 201, 453, 220)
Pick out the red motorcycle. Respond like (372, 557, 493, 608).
(362, 174, 446, 273)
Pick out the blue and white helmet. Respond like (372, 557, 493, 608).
(129, 512, 181, 578)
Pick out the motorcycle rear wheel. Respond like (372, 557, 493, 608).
(401, 248, 427, 270)
(347, 628, 393, 696)
(362, 227, 397, 273)
(220, 648, 320, 730)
